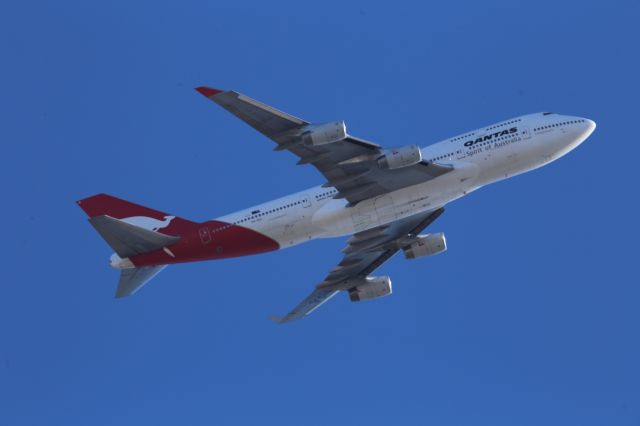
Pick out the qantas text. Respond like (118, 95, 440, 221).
(464, 127, 518, 147)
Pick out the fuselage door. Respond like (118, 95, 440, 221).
(520, 126, 532, 140)
(456, 147, 467, 160)
(199, 227, 212, 245)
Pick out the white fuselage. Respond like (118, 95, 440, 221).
(217, 113, 595, 248)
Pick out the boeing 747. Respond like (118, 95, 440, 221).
(77, 87, 595, 322)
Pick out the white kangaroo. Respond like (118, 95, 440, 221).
(121, 215, 175, 232)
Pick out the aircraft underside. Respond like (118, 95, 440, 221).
(78, 86, 596, 322)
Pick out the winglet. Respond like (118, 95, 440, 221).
(195, 86, 224, 98)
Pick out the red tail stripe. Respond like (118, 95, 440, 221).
(77, 194, 170, 220)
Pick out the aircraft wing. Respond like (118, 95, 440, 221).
(196, 87, 452, 204)
(270, 207, 445, 323)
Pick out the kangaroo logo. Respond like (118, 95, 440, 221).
(121, 215, 176, 232)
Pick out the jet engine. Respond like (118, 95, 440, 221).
(377, 145, 423, 170)
(402, 233, 447, 259)
(302, 121, 347, 146)
(348, 276, 392, 302)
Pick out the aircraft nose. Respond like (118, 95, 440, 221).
(569, 117, 596, 148)
(584, 118, 596, 136)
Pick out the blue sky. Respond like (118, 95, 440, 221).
(2, 0, 639, 424)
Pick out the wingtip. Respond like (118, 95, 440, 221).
(195, 86, 224, 98)
(269, 315, 285, 324)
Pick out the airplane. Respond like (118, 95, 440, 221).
(77, 86, 596, 323)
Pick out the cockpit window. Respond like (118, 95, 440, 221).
(543, 112, 554, 115)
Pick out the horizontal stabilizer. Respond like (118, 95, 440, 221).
(88, 215, 180, 258)
(116, 265, 167, 298)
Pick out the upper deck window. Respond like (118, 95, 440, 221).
(543, 112, 554, 116)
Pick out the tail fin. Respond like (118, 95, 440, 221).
(77, 194, 195, 228)
(77, 194, 196, 298)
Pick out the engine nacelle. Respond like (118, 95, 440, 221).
(403, 233, 447, 259)
(348, 276, 392, 302)
(302, 121, 347, 146)
(377, 145, 422, 170)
